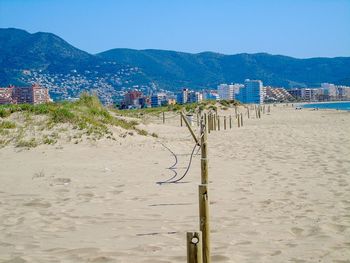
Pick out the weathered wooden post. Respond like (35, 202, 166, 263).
(163, 111, 165, 124)
(200, 118, 208, 185)
(204, 113, 207, 133)
(240, 113, 243, 127)
(224, 116, 226, 130)
(263, 105, 265, 114)
(181, 112, 200, 145)
(237, 114, 240, 128)
(197, 113, 200, 127)
(200, 118, 210, 263)
(258, 106, 261, 119)
(187, 232, 203, 263)
(213, 115, 216, 131)
(217, 116, 220, 131)
(247, 107, 250, 119)
(208, 114, 211, 133)
(181, 114, 183, 126)
(268, 105, 271, 113)
(229, 115, 232, 129)
(199, 185, 210, 263)
(255, 105, 258, 118)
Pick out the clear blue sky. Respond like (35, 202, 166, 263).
(1, 0, 349, 58)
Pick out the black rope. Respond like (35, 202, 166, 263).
(156, 143, 178, 184)
(157, 142, 199, 185)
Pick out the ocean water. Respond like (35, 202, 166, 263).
(302, 101, 350, 111)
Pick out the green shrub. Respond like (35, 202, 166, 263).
(43, 137, 57, 145)
(51, 107, 75, 123)
(16, 138, 38, 148)
(136, 129, 148, 136)
(0, 108, 10, 118)
(0, 121, 16, 129)
(151, 132, 158, 138)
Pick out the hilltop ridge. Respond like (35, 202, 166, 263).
(1, 28, 350, 101)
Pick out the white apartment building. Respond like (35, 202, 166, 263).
(217, 84, 234, 100)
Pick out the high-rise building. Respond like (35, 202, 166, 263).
(321, 83, 337, 97)
(217, 84, 234, 100)
(0, 84, 50, 105)
(176, 88, 189, 104)
(288, 88, 303, 99)
(188, 91, 203, 103)
(123, 90, 142, 108)
(151, 93, 167, 107)
(32, 84, 51, 104)
(301, 88, 317, 101)
(203, 90, 220, 101)
(0, 86, 14, 104)
(237, 79, 264, 104)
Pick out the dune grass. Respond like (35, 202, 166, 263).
(114, 99, 240, 119)
(0, 93, 149, 147)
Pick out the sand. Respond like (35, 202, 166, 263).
(1, 105, 350, 263)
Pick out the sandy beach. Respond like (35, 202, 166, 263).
(1, 105, 350, 263)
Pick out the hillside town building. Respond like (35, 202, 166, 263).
(0, 84, 51, 105)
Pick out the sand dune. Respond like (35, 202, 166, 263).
(1, 105, 350, 262)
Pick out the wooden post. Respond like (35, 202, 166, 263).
(229, 115, 232, 129)
(208, 114, 211, 133)
(217, 116, 220, 131)
(213, 115, 216, 131)
(224, 116, 226, 130)
(163, 112, 165, 124)
(258, 107, 261, 119)
(237, 114, 240, 128)
(263, 105, 265, 114)
(181, 114, 183, 127)
(197, 113, 200, 127)
(240, 113, 243, 127)
(247, 108, 250, 119)
(255, 105, 258, 118)
(181, 112, 200, 145)
(187, 232, 203, 263)
(199, 185, 211, 263)
(204, 113, 207, 133)
(200, 119, 208, 185)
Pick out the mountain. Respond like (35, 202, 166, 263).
(0, 28, 97, 85)
(97, 49, 350, 89)
(1, 28, 350, 102)
(0, 28, 147, 103)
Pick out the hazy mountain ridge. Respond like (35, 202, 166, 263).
(1, 28, 350, 97)
(98, 48, 350, 88)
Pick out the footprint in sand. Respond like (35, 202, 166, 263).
(270, 250, 282, 256)
(324, 223, 348, 233)
(290, 227, 304, 237)
(49, 177, 71, 186)
(23, 199, 51, 208)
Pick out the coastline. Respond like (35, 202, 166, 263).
(297, 101, 350, 111)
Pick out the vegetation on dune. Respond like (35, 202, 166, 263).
(0, 93, 149, 148)
(0, 95, 242, 149)
(114, 99, 240, 119)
